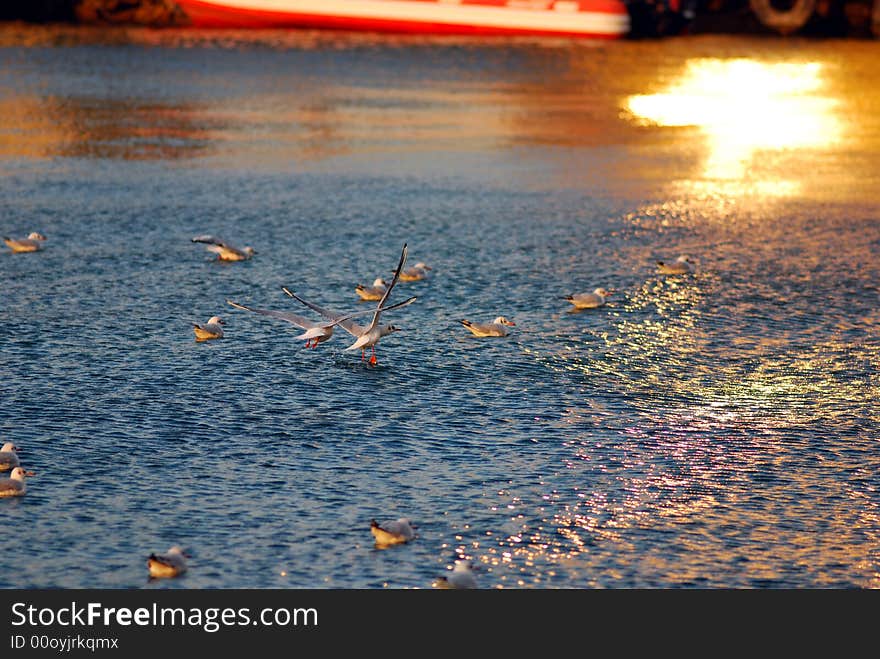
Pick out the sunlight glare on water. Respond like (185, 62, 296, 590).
(626, 58, 843, 196)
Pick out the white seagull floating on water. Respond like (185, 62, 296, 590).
(0, 443, 21, 472)
(284, 243, 415, 365)
(398, 262, 432, 282)
(4, 232, 46, 253)
(191, 235, 256, 261)
(370, 518, 417, 548)
(432, 558, 479, 589)
(0, 467, 34, 498)
(459, 316, 516, 337)
(355, 277, 388, 301)
(147, 546, 189, 579)
(193, 316, 225, 341)
(656, 255, 694, 275)
(564, 287, 613, 309)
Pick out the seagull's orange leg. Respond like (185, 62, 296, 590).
(369, 346, 377, 365)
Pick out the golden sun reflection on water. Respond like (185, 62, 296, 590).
(625, 59, 843, 196)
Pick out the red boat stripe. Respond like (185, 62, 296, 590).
(173, 0, 629, 36)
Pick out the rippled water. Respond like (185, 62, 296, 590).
(1, 26, 878, 589)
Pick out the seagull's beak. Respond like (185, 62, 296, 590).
(25, 470, 36, 476)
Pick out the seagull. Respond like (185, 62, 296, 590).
(657, 255, 694, 274)
(355, 278, 388, 301)
(0, 443, 21, 472)
(227, 300, 334, 349)
(191, 235, 256, 261)
(227, 297, 415, 349)
(284, 287, 415, 364)
(0, 467, 34, 498)
(4, 232, 46, 253)
(398, 262, 432, 282)
(432, 558, 479, 589)
(193, 316, 225, 341)
(370, 518, 417, 548)
(147, 546, 189, 579)
(283, 243, 415, 365)
(563, 288, 612, 309)
(459, 316, 516, 337)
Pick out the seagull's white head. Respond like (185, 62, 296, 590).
(1, 443, 19, 453)
(381, 324, 402, 337)
(594, 288, 612, 297)
(27, 232, 47, 241)
(9, 467, 29, 480)
(413, 263, 431, 270)
(494, 317, 515, 327)
(372, 278, 388, 288)
(207, 317, 224, 325)
(167, 546, 187, 557)
(243, 247, 256, 256)
(677, 255, 692, 263)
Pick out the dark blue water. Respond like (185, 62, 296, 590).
(1, 27, 878, 588)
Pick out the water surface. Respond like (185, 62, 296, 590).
(1, 26, 878, 588)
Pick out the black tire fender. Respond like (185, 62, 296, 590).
(748, 0, 817, 34)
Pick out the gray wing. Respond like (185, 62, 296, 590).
(227, 300, 318, 329)
(381, 520, 411, 536)
(368, 243, 408, 332)
(282, 288, 365, 337)
(0, 458, 20, 470)
(192, 235, 226, 246)
(0, 480, 23, 494)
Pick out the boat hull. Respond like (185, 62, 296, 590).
(173, 0, 630, 39)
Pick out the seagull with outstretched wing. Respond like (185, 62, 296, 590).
(191, 235, 256, 261)
(228, 294, 413, 350)
(283, 243, 414, 365)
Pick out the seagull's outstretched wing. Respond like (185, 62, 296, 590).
(367, 243, 408, 332)
(192, 235, 228, 247)
(282, 288, 366, 337)
(227, 300, 318, 330)
(230, 297, 414, 337)
(330, 296, 416, 332)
